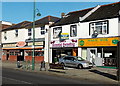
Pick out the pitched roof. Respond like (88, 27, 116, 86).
(83, 2, 120, 22)
(26, 15, 60, 28)
(51, 2, 120, 27)
(2, 21, 31, 31)
(50, 7, 94, 27)
(1, 24, 11, 30)
(0, 21, 14, 31)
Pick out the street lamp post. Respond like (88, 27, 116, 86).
(32, 0, 41, 70)
(32, 0, 36, 70)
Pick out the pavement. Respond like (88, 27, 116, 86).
(2, 60, 119, 84)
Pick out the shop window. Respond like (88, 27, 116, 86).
(9, 52, 14, 55)
(35, 51, 44, 56)
(25, 51, 44, 56)
(28, 29, 32, 36)
(70, 25, 77, 37)
(15, 52, 19, 56)
(53, 27, 62, 39)
(40, 52, 44, 56)
(89, 20, 109, 36)
(2, 52, 6, 55)
(27, 52, 32, 56)
(15, 30, 18, 37)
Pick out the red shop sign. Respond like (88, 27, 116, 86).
(17, 41, 26, 47)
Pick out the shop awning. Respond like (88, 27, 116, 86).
(2, 47, 43, 50)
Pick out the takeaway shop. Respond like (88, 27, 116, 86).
(78, 36, 120, 67)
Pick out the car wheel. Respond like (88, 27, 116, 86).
(78, 64, 83, 69)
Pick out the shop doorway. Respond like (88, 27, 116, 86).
(102, 47, 117, 67)
(87, 48, 102, 66)
(6, 53, 9, 60)
(6, 50, 9, 60)
(17, 50, 24, 61)
(52, 48, 73, 63)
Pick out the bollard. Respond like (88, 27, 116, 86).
(40, 61, 46, 71)
(27, 60, 30, 70)
(17, 61, 20, 68)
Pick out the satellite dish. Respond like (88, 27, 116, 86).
(92, 30, 98, 38)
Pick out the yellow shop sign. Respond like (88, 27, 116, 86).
(78, 37, 120, 47)
(60, 33, 69, 40)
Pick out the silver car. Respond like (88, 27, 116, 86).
(59, 56, 93, 69)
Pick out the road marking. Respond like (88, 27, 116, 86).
(2, 76, 32, 84)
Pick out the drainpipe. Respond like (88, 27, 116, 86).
(102, 48, 104, 66)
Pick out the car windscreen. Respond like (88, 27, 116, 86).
(76, 57, 85, 61)
(64, 57, 74, 60)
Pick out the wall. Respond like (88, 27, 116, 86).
(2, 26, 46, 43)
(25, 56, 44, 62)
(81, 18, 119, 38)
(2, 55, 6, 60)
(9, 55, 17, 61)
(2, 28, 27, 43)
(34, 27, 45, 39)
(44, 25, 49, 62)
(118, 18, 120, 35)
(51, 23, 79, 41)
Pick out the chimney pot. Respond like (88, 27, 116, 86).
(61, 13, 65, 18)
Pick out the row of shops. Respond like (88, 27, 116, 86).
(50, 36, 120, 67)
(2, 38, 45, 62)
(2, 36, 120, 67)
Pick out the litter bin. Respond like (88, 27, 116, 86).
(17, 61, 21, 68)
(40, 61, 46, 71)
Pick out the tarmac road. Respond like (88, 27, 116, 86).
(2, 67, 98, 85)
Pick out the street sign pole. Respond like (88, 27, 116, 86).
(117, 41, 120, 81)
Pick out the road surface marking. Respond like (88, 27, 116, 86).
(2, 76, 32, 84)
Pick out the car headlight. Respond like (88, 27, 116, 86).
(82, 63, 89, 67)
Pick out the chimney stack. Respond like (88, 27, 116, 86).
(61, 13, 65, 18)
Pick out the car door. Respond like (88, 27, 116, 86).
(69, 57, 78, 67)
(64, 57, 72, 67)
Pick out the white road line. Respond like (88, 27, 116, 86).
(2, 76, 32, 84)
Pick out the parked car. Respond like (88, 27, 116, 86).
(59, 56, 93, 69)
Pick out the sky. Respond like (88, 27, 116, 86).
(1, 1, 119, 24)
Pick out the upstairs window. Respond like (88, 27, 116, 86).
(70, 25, 77, 37)
(4, 32, 7, 40)
(28, 29, 32, 36)
(40, 26, 45, 35)
(53, 27, 62, 39)
(15, 30, 18, 37)
(89, 20, 108, 36)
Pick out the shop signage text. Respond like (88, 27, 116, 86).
(52, 43, 75, 47)
(3, 44, 16, 48)
(17, 41, 26, 47)
(28, 42, 43, 46)
(78, 37, 120, 47)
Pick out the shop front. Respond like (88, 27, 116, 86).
(50, 39, 78, 63)
(78, 36, 120, 67)
(2, 40, 44, 62)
